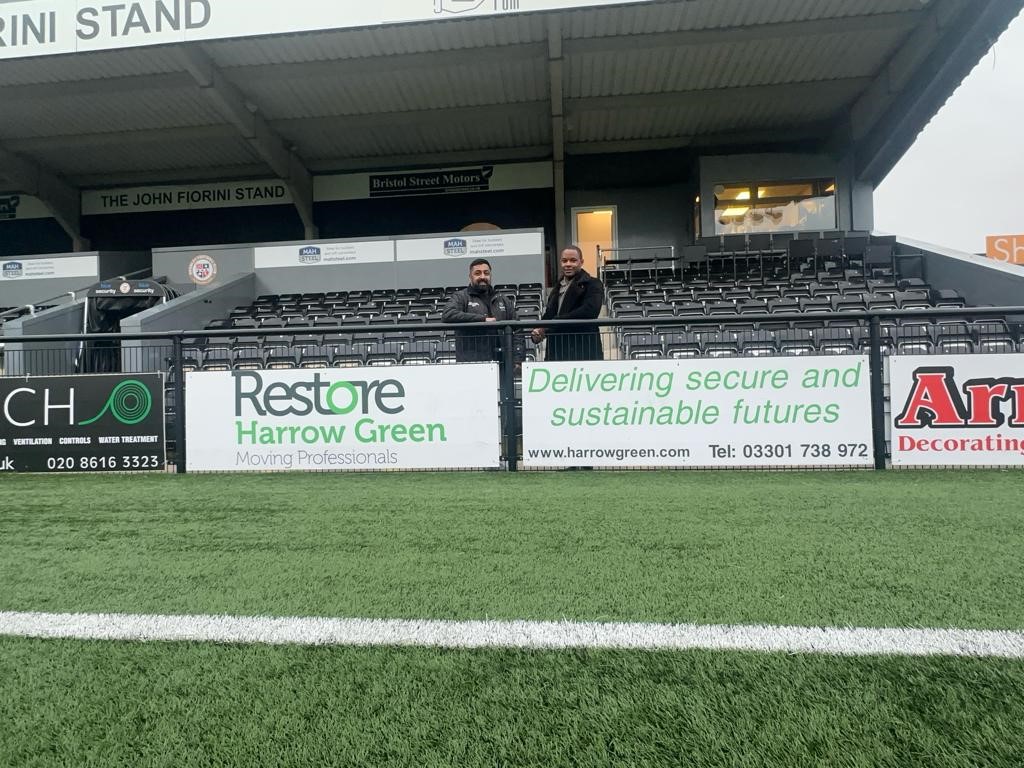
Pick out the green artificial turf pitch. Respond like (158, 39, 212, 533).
(0, 471, 1022, 629)
(1, 638, 1023, 768)
(2, 470, 1023, 767)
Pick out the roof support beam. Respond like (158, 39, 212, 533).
(850, 0, 1024, 184)
(175, 44, 318, 239)
(0, 144, 88, 250)
(549, 17, 566, 255)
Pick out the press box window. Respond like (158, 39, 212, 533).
(713, 178, 836, 235)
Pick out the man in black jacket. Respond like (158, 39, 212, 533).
(532, 245, 605, 361)
(442, 258, 524, 364)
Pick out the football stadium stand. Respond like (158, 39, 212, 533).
(5, 2, 1024, 759)
(182, 284, 545, 370)
(2, 0, 1024, 476)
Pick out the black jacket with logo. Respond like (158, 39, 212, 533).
(541, 269, 605, 361)
(442, 284, 524, 363)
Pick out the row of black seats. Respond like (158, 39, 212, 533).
(606, 274, 899, 290)
(185, 341, 457, 370)
(603, 234, 895, 274)
(220, 307, 545, 329)
(183, 337, 541, 371)
(697, 231, 889, 255)
(608, 262, 897, 287)
(217, 286, 546, 328)
(249, 285, 543, 305)
(609, 284, 960, 306)
(185, 330, 472, 349)
(614, 318, 1016, 335)
(619, 321, 1019, 359)
(229, 298, 546, 314)
(612, 292, 947, 318)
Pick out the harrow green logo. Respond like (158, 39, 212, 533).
(79, 380, 153, 426)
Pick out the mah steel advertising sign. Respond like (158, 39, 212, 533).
(0, 374, 165, 472)
(185, 365, 501, 471)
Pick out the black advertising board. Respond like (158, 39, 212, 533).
(88, 279, 164, 298)
(0, 374, 165, 473)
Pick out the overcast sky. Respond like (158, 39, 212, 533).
(874, 10, 1024, 254)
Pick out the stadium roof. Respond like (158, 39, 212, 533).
(0, 0, 1021, 241)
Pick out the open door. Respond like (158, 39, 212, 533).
(571, 207, 617, 276)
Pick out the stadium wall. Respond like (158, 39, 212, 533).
(152, 230, 545, 296)
(119, 274, 258, 374)
(898, 237, 1024, 308)
(152, 244, 255, 294)
(566, 183, 691, 255)
(123, 274, 256, 336)
(0, 251, 150, 307)
(1, 301, 84, 375)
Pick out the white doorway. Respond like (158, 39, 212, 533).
(571, 206, 618, 276)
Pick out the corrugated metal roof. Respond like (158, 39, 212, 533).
(570, 77, 865, 142)
(276, 112, 550, 160)
(0, 47, 185, 87)
(566, 27, 906, 96)
(0, 0, 1001, 188)
(561, 0, 933, 38)
(0, 87, 225, 139)
(26, 135, 259, 176)
(203, 16, 548, 67)
(236, 58, 548, 120)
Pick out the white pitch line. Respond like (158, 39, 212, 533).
(2, 611, 1024, 658)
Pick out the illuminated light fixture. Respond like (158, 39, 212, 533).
(825, 183, 835, 193)
(695, 196, 701, 203)
(736, 190, 751, 201)
(721, 207, 749, 217)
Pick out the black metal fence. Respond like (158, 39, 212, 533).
(2, 305, 1022, 473)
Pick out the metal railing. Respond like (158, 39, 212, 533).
(2, 305, 1023, 473)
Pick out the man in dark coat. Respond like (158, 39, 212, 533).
(442, 258, 524, 364)
(532, 245, 605, 361)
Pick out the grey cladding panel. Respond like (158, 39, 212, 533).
(152, 245, 255, 294)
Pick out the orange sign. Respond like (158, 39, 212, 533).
(986, 235, 1024, 264)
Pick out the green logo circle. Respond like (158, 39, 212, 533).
(326, 381, 358, 415)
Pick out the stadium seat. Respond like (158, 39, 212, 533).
(812, 328, 856, 355)
(623, 332, 664, 359)
(739, 331, 776, 357)
(665, 332, 702, 358)
(777, 330, 815, 356)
